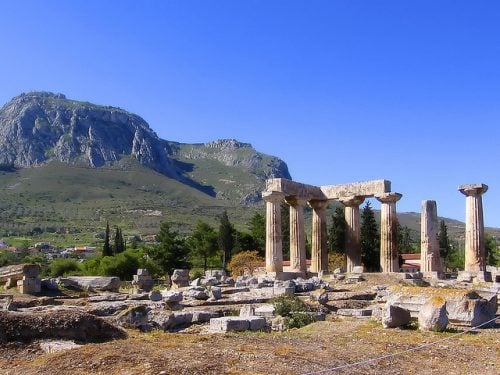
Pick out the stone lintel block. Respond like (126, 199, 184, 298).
(458, 184, 488, 196)
(422, 271, 444, 280)
(265, 179, 324, 201)
(352, 266, 364, 274)
(321, 180, 391, 200)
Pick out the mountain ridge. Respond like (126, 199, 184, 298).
(0, 91, 291, 204)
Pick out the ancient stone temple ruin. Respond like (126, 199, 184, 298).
(262, 178, 403, 275)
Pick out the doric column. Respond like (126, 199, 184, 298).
(376, 193, 402, 273)
(262, 191, 285, 273)
(459, 184, 488, 273)
(309, 199, 329, 273)
(286, 196, 307, 273)
(340, 196, 365, 272)
(420, 200, 441, 272)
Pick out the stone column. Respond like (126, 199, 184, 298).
(420, 200, 441, 273)
(262, 191, 285, 273)
(286, 196, 307, 273)
(340, 196, 365, 272)
(459, 184, 488, 273)
(376, 193, 402, 273)
(309, 200, 329, 273)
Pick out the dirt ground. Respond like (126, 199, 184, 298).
(1, 315, 498, 375)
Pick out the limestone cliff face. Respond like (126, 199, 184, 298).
(0, 92, 291, 204)
(0, 92, 178, 177)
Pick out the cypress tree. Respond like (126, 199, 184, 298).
(328, 206, 346, 254)
(102, 221, 112, 257)
(218, 210, 234, 269)
(438, 220, 451, 261)
(360, 201, 380, 272)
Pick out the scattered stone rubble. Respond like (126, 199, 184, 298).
(1, 266, 498, 344)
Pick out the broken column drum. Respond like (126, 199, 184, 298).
(458, 184, 488, 273)
(420, 200, 442, 272)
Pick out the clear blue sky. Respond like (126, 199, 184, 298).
(1, 1, 499, 226)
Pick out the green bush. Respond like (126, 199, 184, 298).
(81, 249, 148, 280)
(49, 258, 82, 277)
(272, 294, 311, 316)
(272, 294, 315, 329)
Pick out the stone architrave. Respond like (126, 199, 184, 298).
(285, 196, 307, 273)
(376, 193, 402, 273)
(262, 191, 285, 273)
(309, 199, 329, 273)
(458, 184, 488, 273)
(340, 196, 365, 273)
(420, 200, 441, 273)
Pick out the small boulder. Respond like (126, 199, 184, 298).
(209, 286, 222, 300)
(418, 296, 448, 332)
(149, 291, 162, 302)
(161, 290, 183, 303)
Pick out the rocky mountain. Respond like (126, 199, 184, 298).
(0, 92, 291, 204)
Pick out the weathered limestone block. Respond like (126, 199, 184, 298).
(191, 310, 220, 324)
(161, 290, 183, 303)
(418, 297, 448, 332)
(240, 305, 255, 317)
(17, 276, 41, 294)
(254, 304, 275, 318)
(247, 316, 267, 331)
(148, 291, 162, 302)
(210, 317, 250, 332)
(60, 276, 121, 292)
(336, 308, 372, 317)
(382, 304, 411, 328)
(185, 288, 208, 300)
(115, 305, 149, 329)
(170, 269, 190, 289)
(205, 269, 226, 280)
(0, 264, 41, 282)
(132, 268, 154, 293)
(447, 293, 497, 327)
(209, 286, 222, 300)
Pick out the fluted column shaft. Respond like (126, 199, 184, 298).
(340, 196, 365, 272)
(459, 184, 488, 273)
(286, 197, 307, 273)
(309, 200, 329, 273)
(263, 191, 285, 273)
(376, 193, 402, 273)
(420, 200, 441, 272)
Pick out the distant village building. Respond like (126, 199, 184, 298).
(400, 253, 421, 273)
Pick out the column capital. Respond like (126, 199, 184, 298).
(285, 196, 307, 207)
(339, 195, 365, 207)
(458, 184, 488, 197)
(262, 191, 285, 203)
(376, 192, 402, 204)
(308, 199, 329, 210)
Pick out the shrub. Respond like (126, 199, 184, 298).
(328, 252, 345, 271)
(271, 294, 315, 330)
(227, 250, 264, 277)
(49, 258, 82, 277)
(272, 294, 310, 317)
